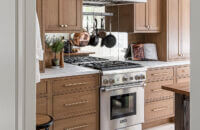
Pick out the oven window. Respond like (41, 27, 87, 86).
(111, 93, 136, 120)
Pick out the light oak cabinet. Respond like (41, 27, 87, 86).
(168, 0, 190, 60)
(105, 0, 161, 33)
(36, 74, 100, 130)
(145, 0, 190, 61)
(143, 65, 190, 129)
(44, 0, 83, 32)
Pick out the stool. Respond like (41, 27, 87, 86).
(36, 114, 54, 130)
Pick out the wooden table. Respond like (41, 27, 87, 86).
(162, 83, 190, 130)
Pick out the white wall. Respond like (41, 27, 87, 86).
(0, 0, 16, 130)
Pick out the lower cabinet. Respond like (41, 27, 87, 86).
(144, 65, 190, 129)
(36, 73, 100, 130)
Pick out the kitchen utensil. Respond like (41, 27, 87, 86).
(98, 17, 106, 38)
(101, 18, 116, 48)
(73, 31, 90, 47)
(88, 18, 99, 46)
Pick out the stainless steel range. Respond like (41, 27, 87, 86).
(64, 56, 146, 130)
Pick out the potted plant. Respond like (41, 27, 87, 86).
(46, 36, 64, 67)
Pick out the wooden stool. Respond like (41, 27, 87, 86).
(36, 114, 54, 130)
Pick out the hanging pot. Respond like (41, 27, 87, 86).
(88, 18, 99, 46)
(73, 31, 90, 47)
(101, 18, 116, 48)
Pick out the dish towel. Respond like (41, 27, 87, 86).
(36, 13, 44, 83)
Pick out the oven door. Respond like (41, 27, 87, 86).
(100, 83, 144, 130)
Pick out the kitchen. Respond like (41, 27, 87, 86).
(36, 0, 190, 130)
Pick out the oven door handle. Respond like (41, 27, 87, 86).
(101, 82, 146, 92)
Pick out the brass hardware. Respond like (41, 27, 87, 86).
(65, 124, 89, 130)
(64, 82, 88, 87)
(151, 88, 163, 92)
(151, 72, 169, 76)
(60, 25, 64, 27)
(152, 107, 167, 112)
(64, 100, 89, 107)
(64, 25, 68, 27)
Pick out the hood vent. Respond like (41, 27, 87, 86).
(83, 0, 147, 6)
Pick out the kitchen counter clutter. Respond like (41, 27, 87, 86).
(40, 63, 100, 79)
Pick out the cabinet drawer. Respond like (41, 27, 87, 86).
(54, 113, 97, 130)
(52, 74, 99, 95)
(145, 98, 174, 123)
(36, 97, 48, 114)
(176, 65, 190, 78)
(36, 80, 47, 97)
(53, 90, 97, 120)
(177, 77, 190, 84)
(145, 80, 174, 102)
(147, 67, 174, 82)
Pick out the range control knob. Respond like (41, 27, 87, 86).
(103, 79, 109, 84)
(123, 76, 128, 81)
(129, 77, 134, 80)
(135, 75, 141, 80)
(141, 75, 146, 79)
(109, 79, 115, 84)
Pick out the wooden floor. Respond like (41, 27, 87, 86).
(145, 123, 174, 130)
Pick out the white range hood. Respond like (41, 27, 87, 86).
(83, 0, 147, 6)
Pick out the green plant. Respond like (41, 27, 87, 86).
(45, 36, 64, 60)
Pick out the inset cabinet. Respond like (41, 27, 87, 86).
(106, 0, 161, 33)
(44, 0, 83, 32)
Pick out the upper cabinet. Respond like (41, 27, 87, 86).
(44, 0, 83, 32)
(167, 0, 190, 60)
(105, 0, 161, 33)
(144, 0, 190, 61)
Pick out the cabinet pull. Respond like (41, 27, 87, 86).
(152, 107, 167, 112)
(64, 124, 89, 130)
(64, 82, 88, 87)
(64, 25, 68, 27)
(64, 100, 89, 107)
(151, 72, 169, 76)
(151, 88, 163, 92)
(60, 25, 64, 27)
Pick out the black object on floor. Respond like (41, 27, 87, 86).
(36, 114, 54, 130)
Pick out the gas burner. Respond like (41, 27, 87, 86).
(64, 56, 108, 64)
(78, 61, 143, 71)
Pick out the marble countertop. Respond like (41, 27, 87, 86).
(40, 63, 100, 79)
(126, 60, 190, 68)
(40, 59, 190, 80)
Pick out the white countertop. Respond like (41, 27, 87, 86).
(40, 63, 100, 79)
(40, 60, 190, 79)
(126, 60, 190, 68)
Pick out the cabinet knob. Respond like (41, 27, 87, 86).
(64, 25, 68, 28)
(60, 25, 64, 27)
(178, 54, 184, 57)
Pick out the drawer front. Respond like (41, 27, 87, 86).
(53, 90, 97, 120)
(52, 74, 99, 95)
(54, 113, 97, 130)
(147, 67, 174, 82)
(176, 65, 190, 78)
(145, 98, 174, 123)
(177, 77, 190, 84)
(145, 80, 174, 102)
(36, 97, 48, 114)
(36, 80, 47, 97)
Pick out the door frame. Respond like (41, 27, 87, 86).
(17, 0, 36, 130)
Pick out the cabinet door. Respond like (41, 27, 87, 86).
(44, 0, 60, 31)
(168, 0, 180, 60)
(179, 0, 190, 59)
(134, 3, 148, 32)
(59, 0, 82, 30)
(44, 0, 82, 31)
(148, 0, 161, 32)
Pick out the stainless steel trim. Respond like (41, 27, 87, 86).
(101, 82, 145, 92)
